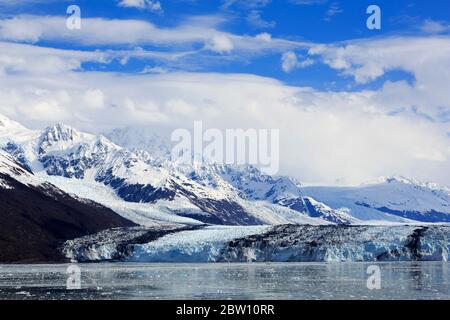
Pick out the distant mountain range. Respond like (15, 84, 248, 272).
(1, 113, 450, 262)
(2, 113, 450, 228)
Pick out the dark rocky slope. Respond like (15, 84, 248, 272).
(0, 173, 136, 263)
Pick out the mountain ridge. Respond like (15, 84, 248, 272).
(1, 114, 450, 226)
(0, 150, 137, 263)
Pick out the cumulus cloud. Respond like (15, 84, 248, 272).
(281, 51, 313, 72)
(0, 42, 108, 74)
(254, 32, 272, 42)
(117, 0, 162, 12)
(140, 66, 169, 74)
(82, 89, 105, 109)
(0, 14, 308, 59)
(0, 15, 209, 45)
(420, 19, 450, 34)
(0, 14, 305, 69)
(205, 34, 234, 53)
(0, 12, 309, 74)
(0, 40, 449, 185)
(0, 10, 449, 186)
(308, 36, 450, 122)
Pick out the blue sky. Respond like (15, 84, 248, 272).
(0, 0, 449, 185)
(1, 0, 449, 90)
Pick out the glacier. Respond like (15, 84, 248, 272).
(128, 225, 271, 263)
(63, 224, 450, 263)
(2, 113, 450, 264)
(219, 224, 450, 263)
(63, 224, 203, 262)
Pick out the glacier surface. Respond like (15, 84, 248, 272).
(63, 224, 450, 263)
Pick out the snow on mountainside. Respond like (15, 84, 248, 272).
(0, 149, 136, 263)
(106, 127, 450, 225)
(209, 163, 355, 224)
(1, 113, 450, 226)
(0, 114, 37, 143)
(105, 127, 358, 224)
(106, 126, 171, 161)
(302, 176, 450, 223)
(1, 114, 331, 226)
(0, 150, 40, 188)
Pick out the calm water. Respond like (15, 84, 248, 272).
(0, 262, 449, 300)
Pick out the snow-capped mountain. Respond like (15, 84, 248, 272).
(179, 162, 355, 224)
(0, 149, 37, 189)
(106, 127, 358, 224)
(105, 127, 450, 225)
(0, 150, 135, 263)
(2, 114, 450, 264)
(106, 126, 171, 161)
(1, 115, 337, 226)
(302, 176, 450, 223)
(1, 113, 450, 226)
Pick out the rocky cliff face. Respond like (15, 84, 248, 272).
(0, 151, 136, 263)
(62, 224, 450, 263)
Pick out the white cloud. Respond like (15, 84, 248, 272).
(281, 51, 313, 72)
(140, 66, 169, 74)
(0, 40, 449, 186)
(420, 19, 450, 34)
(0, 0, 62, 5)
(290, 0, 327, 5)
(165, 99, 195, 115)
(0, 9, 449, 187)
(246, 10, 276, 29)
(0, 42, 108, 74)
(0, 15, 307, 73)
(205, 34, 234, 53)
(309, 36, 450, 123)
(82, 89, 105, 109)
(117, 0, 162, 12)
(222, 0, 271, 10)
(0, 14, 309, 58)
(0, 15, 205, 45)
(255, 32, 272, 42)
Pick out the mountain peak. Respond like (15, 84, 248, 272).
(363, 176, 419, 186)
(363, 175, 450, 192)
(105, 126, 171, 160)
(0, 113, 29, 132)
(95, 134, 121, 150)
(36, 123, 91, 158)
(42, 123, 79, 140)
(38, 123, 81, 151)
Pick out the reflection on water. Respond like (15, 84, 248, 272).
(0, 262, 448, 300)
